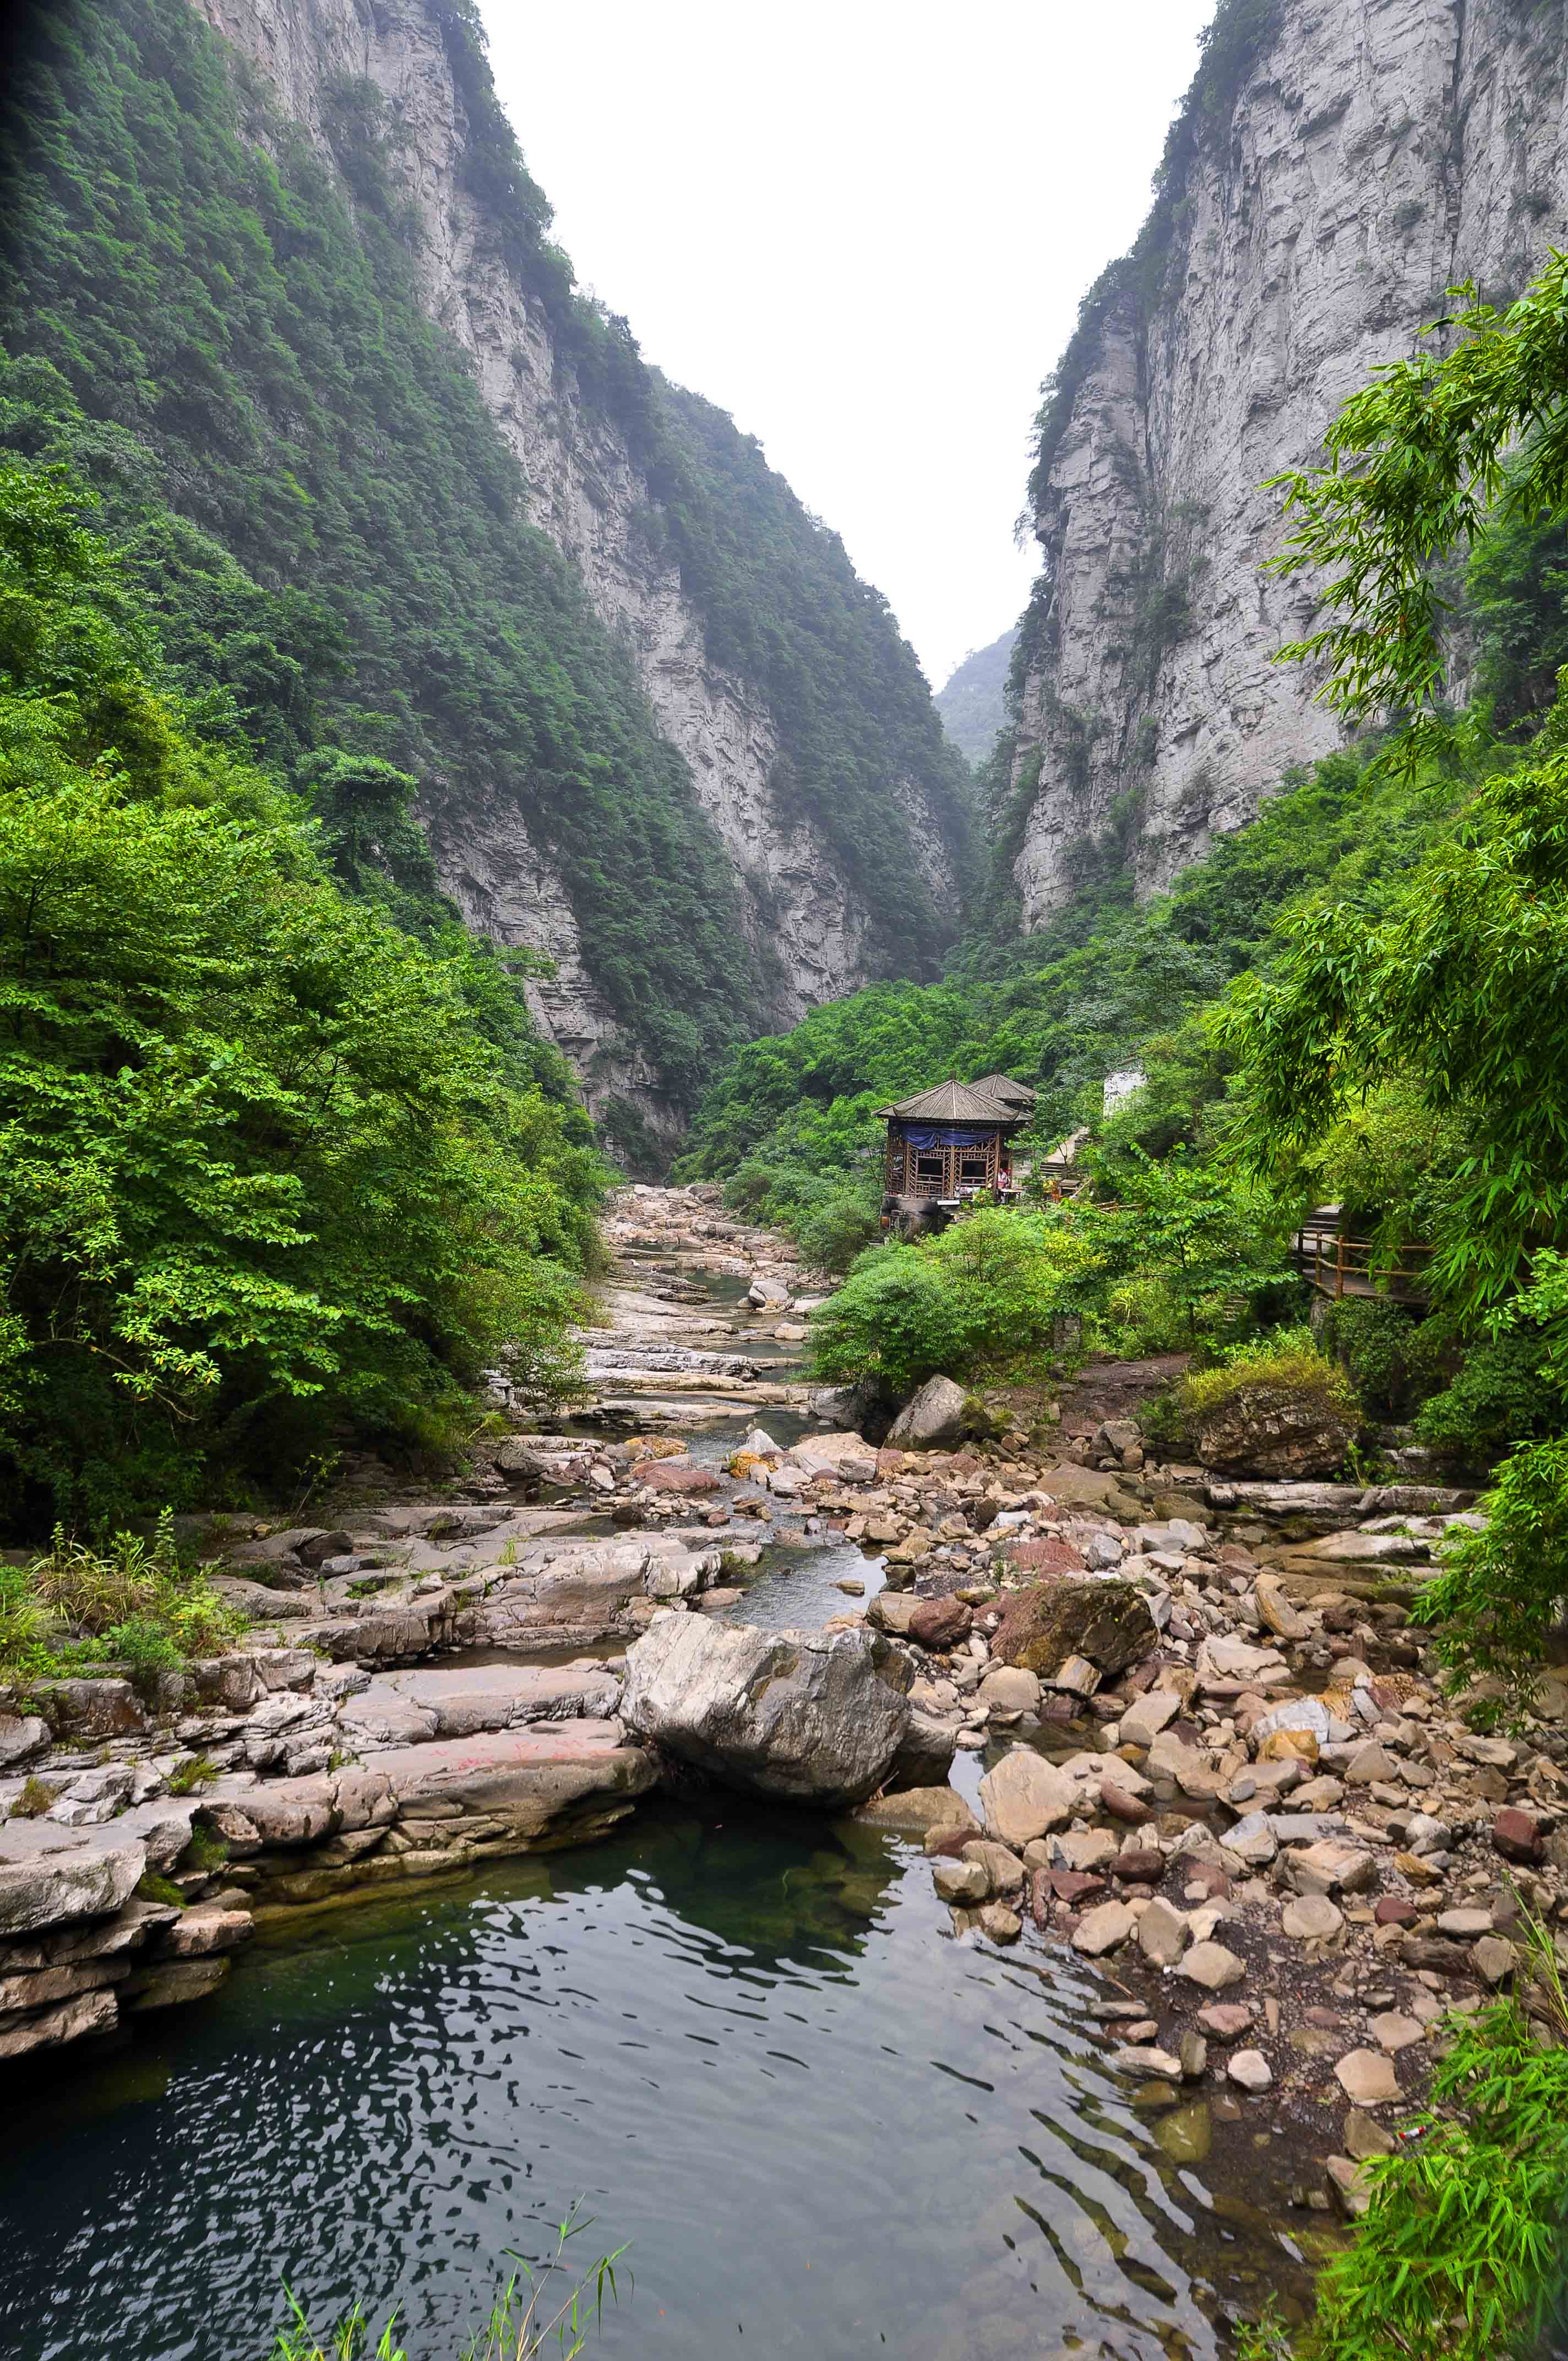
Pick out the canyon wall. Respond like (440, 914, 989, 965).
(192, 0, 964, 1122)
(1009, 0, 1568, 927)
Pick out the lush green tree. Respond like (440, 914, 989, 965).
(1072, 1149, 1293, 1340)
(1221, 744, 1568, 1322)
(1271, 255, 1568, 733)
(0, 458, 601, 1530)
(808, 1211, 1103, 1396)
(296, 747, 436, 897)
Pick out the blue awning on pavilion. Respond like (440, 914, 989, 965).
(896, 1123, 1008, 1151)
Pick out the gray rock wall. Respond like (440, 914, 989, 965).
(190, 0, 960, 1122)
(1010, 0, 1568, 927)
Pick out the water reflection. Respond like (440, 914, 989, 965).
(0, 1803, 1295, 2361)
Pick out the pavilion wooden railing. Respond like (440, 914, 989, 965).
(1293, 1226, 1435, 1304)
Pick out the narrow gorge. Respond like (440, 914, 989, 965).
(7, 3, 1568, 2358)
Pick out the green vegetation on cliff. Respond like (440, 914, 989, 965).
(0, 0, 968, 1120)
(935, 625, 1017, 765)
(0, 456, 603, 1534)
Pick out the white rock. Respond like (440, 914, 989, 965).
(1227, 2048, 1272, 2092)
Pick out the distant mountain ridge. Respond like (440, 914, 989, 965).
(936, 625, 1017, 765)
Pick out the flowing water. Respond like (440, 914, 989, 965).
(0, 1241, 1318, 2359)
(0, 1800, 1310, 2361)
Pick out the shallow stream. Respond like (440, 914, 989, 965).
(0, 1240, 1317, 2358)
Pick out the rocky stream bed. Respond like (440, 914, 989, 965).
(4, 1184, 1565, 2355)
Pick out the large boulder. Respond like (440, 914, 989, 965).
(790, 1431, 878, 1481)
(990, 1580, 1158, 1679)
(619, 1616, 912, 1804)
(886, 1376, 971, 1449)
(1190, 1384, 1354, 1479)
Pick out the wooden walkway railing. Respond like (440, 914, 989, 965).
(1293, 1225, 1434, 1304)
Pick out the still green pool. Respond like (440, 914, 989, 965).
(0, 1803, 1311, 2360)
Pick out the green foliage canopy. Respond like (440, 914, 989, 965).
(1270, 255, 1568, 733)
(1220, 744, 1568, 1323)
(808, 1210, 1104, 1396)
(0, 456, 601, 1530)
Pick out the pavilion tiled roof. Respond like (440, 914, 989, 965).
(875, 1078, 1028, 1123)
(970, 1071, 1037, 1109)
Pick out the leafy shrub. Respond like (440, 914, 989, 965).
(807, 1245, 965, 1397)
(2, 1513, 245, 1683)
(1239, 1933, 1568, 2360)
(1419, 1438, 1568, 1720)
(1071, 1149, 1295, 1347)
(1414, 1335, 1553, 1462)
(792, 1192, 883, 1277)
(1169, 1329, 1359, 1434)
(809, 1210, 1102, 1395)
(1094, 1274, 1197, 1358)
(721, 1161, 775, 1218)
(1321, 1297, 1451, 1421)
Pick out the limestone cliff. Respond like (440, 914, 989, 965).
(189, 0, 966, 1115)
(1009, 0, 1568, 928)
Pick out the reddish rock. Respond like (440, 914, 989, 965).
(1182, 1862, 1232, 1901)
(632, 1462, 721, 1494)
(1493, 1807, 1543, 1864)
(1028, 1867, 1051, 1927)
(1110, 1848, 1165, 1884)
(927, 1828, 979, 1862)
(994, 1537, 1088, 1576)
(907, 1597, 973, 1651)
(1196, 2003, 1255, 2041)
(1038, 1694, 1081, 1724)
(1101, 1782, 1151, 1825)
(1374, 1896, 1421, 1928)
(1049, 1870, 1107, 1903)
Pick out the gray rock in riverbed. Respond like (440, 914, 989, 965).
(619, 1616, 912, 1804)
(886, 1375, 971, 1448)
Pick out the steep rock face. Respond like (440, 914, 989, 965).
(1010, 0, 1568, 928)
(194, 0, 961, 1101)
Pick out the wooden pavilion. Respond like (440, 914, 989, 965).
(875, 1075, 1036, 1214)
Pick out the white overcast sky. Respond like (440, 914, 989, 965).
(481, 2, 1217, 690)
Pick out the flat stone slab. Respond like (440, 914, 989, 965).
(369, 1722, 656, 1832)
(339, 1663, 622, 1746)
(0, 1820, 146, 1939)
